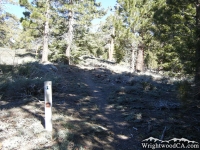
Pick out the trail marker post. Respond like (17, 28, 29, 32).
(44, 81, 52, 131)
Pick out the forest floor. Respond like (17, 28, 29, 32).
(0, 48, 200, 150)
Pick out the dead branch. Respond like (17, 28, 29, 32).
(160, 126, 167, 141)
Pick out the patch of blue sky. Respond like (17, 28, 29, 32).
(5, 0, 116, 31)
(92, 0, 116, 31)
(4, 1, 26, 19)
(5, 0, 116, 20)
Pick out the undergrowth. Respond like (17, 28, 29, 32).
(0, 62, 61, 100)
(176, 80, 193, 107)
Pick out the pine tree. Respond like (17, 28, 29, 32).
(54, 0, 105, 64)
(195, 0, 200, 99)
(107, 14, 117, 62)
(0, 0, 20, 48)
(100, 14, 116, 61)
(117, 0, 154, 72)
(42, 0, 50, 62)
(153, 0, 196, 75)
(20, 0, 51, 62)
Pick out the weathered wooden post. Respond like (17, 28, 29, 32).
(44, 81, 52, 131)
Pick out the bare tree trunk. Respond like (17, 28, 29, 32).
(136, 44, 144, 72)
(42, 0, 50, 63)
(66, 6, 74, 65)
(130, 43, 138, 73)
(108, 41, 111, 60)
(130, 49, 135, 73)
(109, 27, 115, 61)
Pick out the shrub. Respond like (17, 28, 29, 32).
(176, 80, 192, 106)
(50, 54, 69, 64)
(0, 62, 61, 100)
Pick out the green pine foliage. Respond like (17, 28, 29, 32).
(48, 0, 106, 63)
(152, 0, 196, 76)
(0, 9, 20, 48)
(20, 0, 49, 37)
(0, 0, 199, 81)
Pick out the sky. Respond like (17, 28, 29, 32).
(93, 0, 117, 25)
(5, 0, 116, 32)
(5, 0, 117, 22)
(4, 1, 25, 19)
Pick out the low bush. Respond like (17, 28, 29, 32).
(0, 62, 61, 100)
(176, 80, 192, 107)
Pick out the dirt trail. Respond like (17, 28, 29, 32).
(80, 68, 138, 150)
(1, 61, 199, 150)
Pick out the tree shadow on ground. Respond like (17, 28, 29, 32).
(0, 62, 200, 150)
(41, 65, 200, 149)
(16, 53, 36, 58)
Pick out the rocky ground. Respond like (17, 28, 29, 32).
(0, 49, 200, 150)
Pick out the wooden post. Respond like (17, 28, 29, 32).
(44, 81, 52, 131)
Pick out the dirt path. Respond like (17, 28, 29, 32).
(1, 62, 199, 150)
(79, 68, 139, 150)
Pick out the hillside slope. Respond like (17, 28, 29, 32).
(0, 54, 199, 149)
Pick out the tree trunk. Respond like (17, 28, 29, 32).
(195, 0, 200, 99)
(66, 7, 74, 65)
(108, 41, 111, 60)
(42, 0, 50, 63)
(109, 27, 115, 61)
(136, 44, 144, 72)
(130, 43, 137, 73)
(130, 49, 135, 73)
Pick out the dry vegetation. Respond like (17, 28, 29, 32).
(0, 49, 200, 150)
